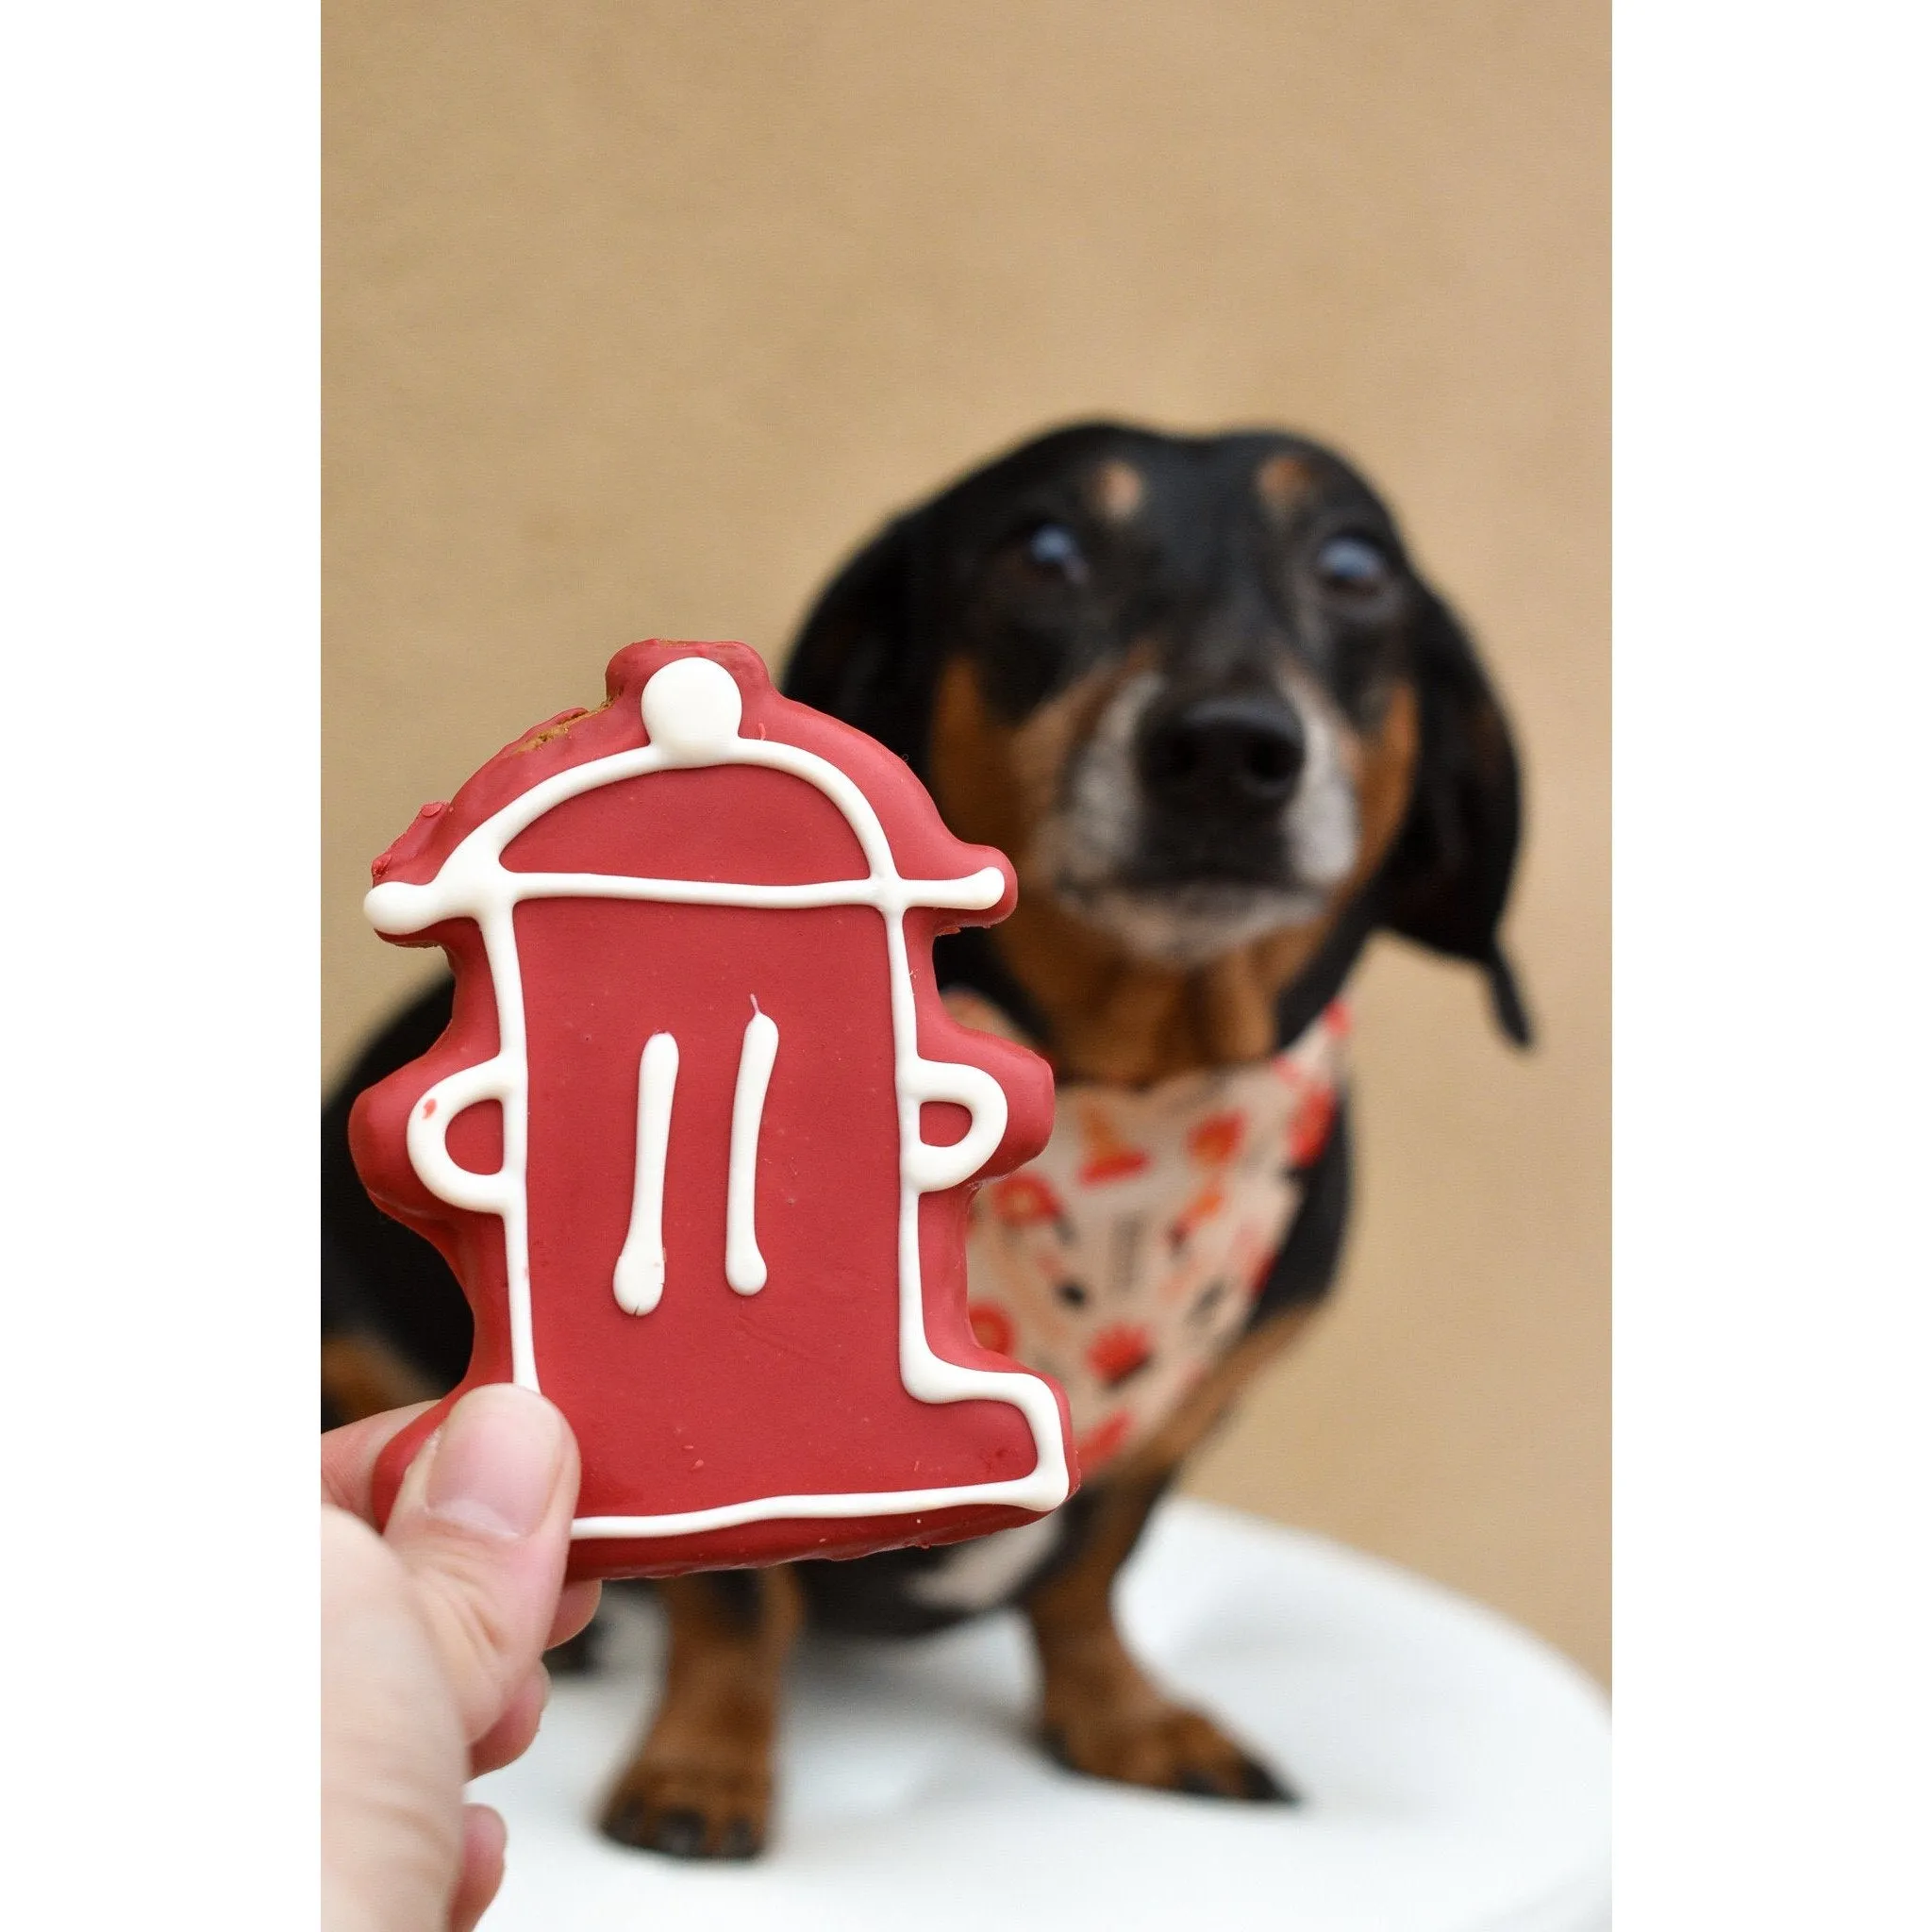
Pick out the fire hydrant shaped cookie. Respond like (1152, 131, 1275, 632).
(351, 642, 1076, 1578)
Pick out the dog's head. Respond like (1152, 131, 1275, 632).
(785, 423, 1528, 1066)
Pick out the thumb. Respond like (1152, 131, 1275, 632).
(383, 1383, 580, 1744)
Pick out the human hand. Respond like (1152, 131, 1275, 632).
(323, 1386, 600, 1932)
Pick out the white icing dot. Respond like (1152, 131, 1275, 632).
(640, 656, 744, 761)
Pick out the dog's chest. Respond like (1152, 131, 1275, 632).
(944, 991, 1346, 1478)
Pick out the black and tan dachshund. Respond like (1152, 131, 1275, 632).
(322, 420, 1528, 1858)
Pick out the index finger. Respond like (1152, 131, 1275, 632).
(322, 1402, 436, 1521)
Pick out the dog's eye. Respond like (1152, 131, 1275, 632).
(1024, 522, 1089, 585)
(1313, 534, 1393, 597)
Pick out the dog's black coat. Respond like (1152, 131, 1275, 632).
(322, 422, 1526, 1630)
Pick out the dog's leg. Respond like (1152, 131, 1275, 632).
(600, 1567, 803, 1859)
(1024, 1472, 1291, 1802)
(1024, 1310, 1316, 1803)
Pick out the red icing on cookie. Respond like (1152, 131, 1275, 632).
(350, 641, 1077, 1578)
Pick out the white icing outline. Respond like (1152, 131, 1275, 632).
(724, 1002, 778, 1295)
(368, 655, 1072, 1537)
(612, 1031, 677, 1315)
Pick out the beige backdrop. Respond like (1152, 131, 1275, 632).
(325, 1, 1608, 1679)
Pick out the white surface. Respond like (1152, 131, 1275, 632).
(475, 1500, 1609, 1932)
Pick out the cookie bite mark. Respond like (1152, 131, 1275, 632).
(1255, 452, 1314, 522)
(1088, 458, 1146, 524)
(511, 692, 617, 756)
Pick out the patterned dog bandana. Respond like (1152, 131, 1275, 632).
(943, 989, 1348, 1479)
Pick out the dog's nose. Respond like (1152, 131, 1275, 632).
(1138, 694, 1306, 813)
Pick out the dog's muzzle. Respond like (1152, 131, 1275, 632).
(1037, 668, 1359, 966)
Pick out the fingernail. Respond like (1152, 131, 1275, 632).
(423, 1385, 566, 1540)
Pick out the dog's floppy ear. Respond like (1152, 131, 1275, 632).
(781, 512, 937, 770)
(1379, 589, 1533, 1047)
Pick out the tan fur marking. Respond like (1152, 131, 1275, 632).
(1245, 676, 1420, 1002)
(600, 1568, 804, 1857)
(930, 650, 1146, 865)
(928, 658, 1422, 1086)
(1089, 459, 1146, 523)
(1194, 944, 1278, 1066)
(320, 1333, 439, 1423)
(1256, 453, 1314, 520)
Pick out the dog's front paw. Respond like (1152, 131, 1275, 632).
(598, 1756, 772, 1859)
(1043, 1701, 1296, 1804)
